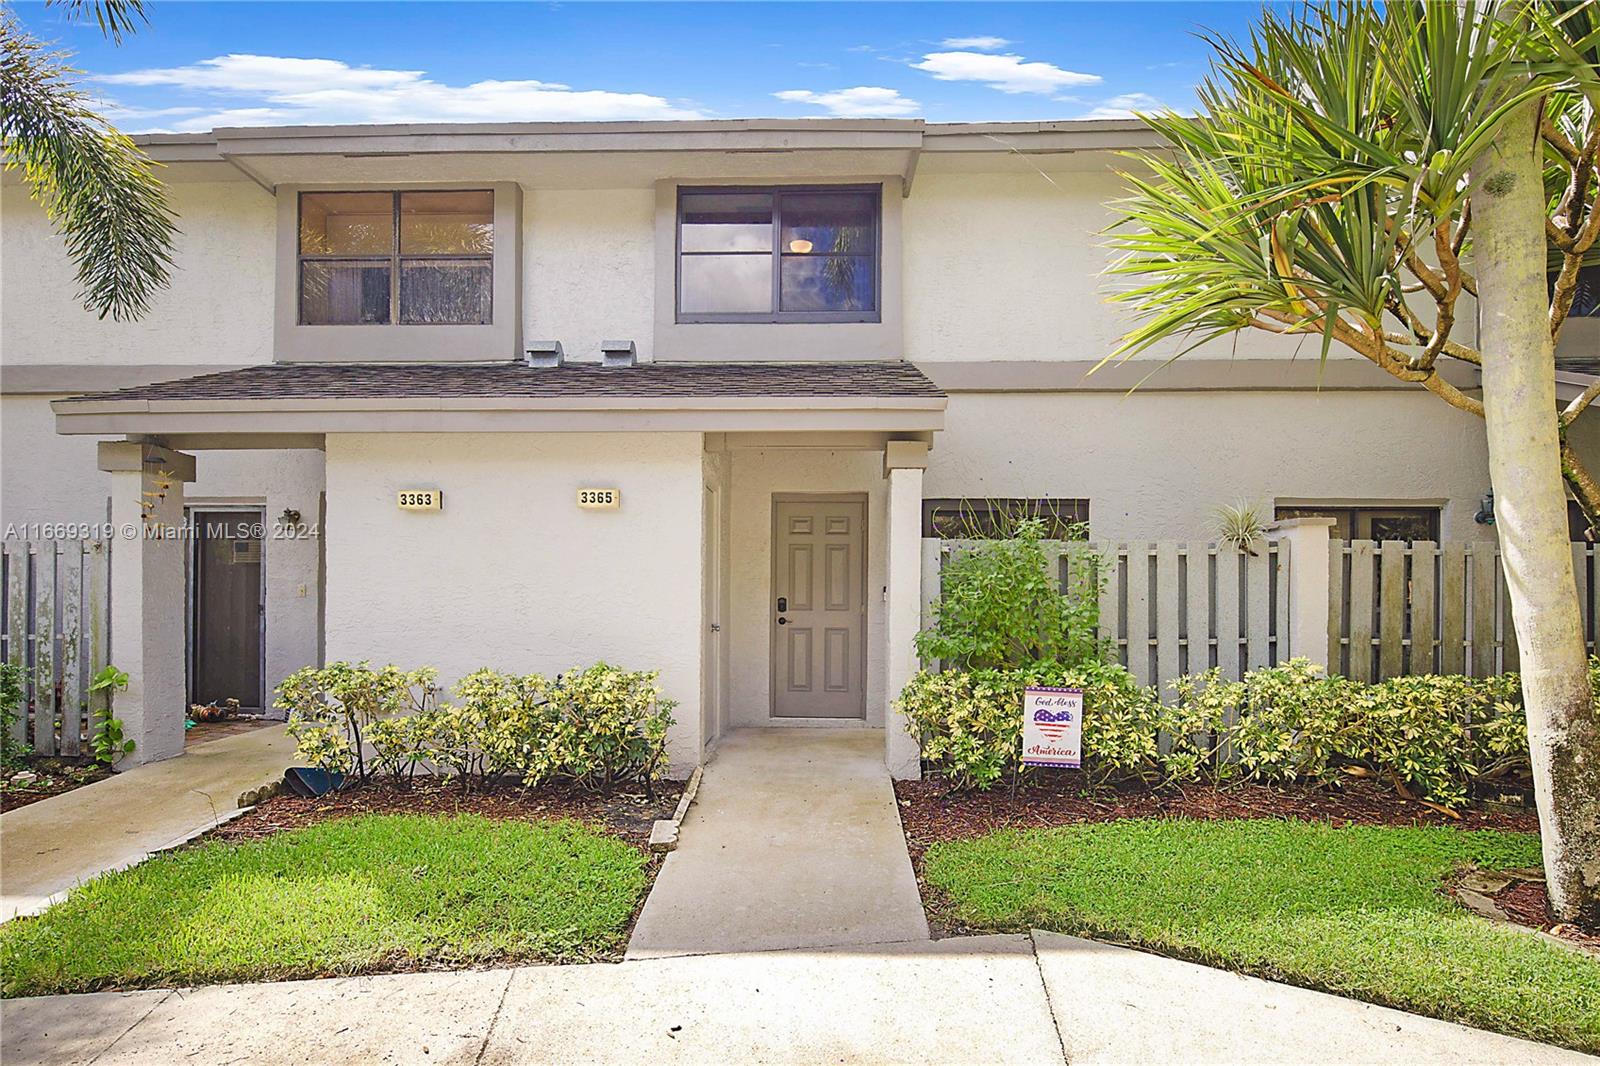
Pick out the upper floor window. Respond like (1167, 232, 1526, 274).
(298, 190, 493, 326)
(677, 185, 880, 323)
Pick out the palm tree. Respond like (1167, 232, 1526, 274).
(1103, 0, 1600, 923)
(1, 0, 176, 320)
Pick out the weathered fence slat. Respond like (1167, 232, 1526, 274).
(1098, 545, 1124, 671)
(2, 542, 26, 746)
(1378, 540, 1406, 680)
(1574, 543, 1592, 655)
(1186, 546, 1213, 675)
(1470, 545, 1498, 677)
(1496, 550, 1520, 675)
(1273, 540, 1291, 662)
(1410, 541, 1437, 676)
(30, 542, 57, 757)
(1155, 543, 1181, 699)
(1439, 543, 1467, 675)
(87, 539, 110, 730)
(1214, 550, 1243, 681)
(58, 540, 84, 756)
(1347, 541, 1376, 683)
(1124, 544, 1152, 687)
(1327, 539, 1346, 674)
(1245, 547, 1271, 671)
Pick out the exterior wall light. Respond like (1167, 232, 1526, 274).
(1474, 491, 1495, 525)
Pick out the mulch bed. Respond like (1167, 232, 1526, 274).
(895, 771, 1544, 939)
(0, 760, 113, 814)
(217, 775, 685, 852)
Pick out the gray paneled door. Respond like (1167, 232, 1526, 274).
(772, 497, 867, 719)
(192, 510, 264, 711)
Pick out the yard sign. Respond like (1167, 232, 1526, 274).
(1022, 686, 1082, 768)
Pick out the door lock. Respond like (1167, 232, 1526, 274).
(777, 617, 789, 625)
(777, 597, 787, 612)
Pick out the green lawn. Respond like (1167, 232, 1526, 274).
(1, 813, 648, 996)
(924, 819, 1600, 1052)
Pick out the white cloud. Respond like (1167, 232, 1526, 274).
(1075, 92, 1164, 119)
(940, 36, 1012, 51)
(94, 54, 705, 131)
(773, 86, 920, 118)
(911, 51, 1100, 95)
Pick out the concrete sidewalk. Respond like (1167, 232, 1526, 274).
(4, 933, 1591, 1065)
(625, 728, 929, 958)
(0, 725, 294, 921)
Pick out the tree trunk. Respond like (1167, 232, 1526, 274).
(1472, 99, 1600, 926)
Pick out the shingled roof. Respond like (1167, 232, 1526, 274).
(60, 360, 945, 405)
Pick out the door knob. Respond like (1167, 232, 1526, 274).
(777, 617, 789, 625)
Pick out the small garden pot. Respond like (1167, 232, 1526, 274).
(283, 766, 346, 797)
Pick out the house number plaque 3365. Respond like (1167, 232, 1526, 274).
(577, 488, 620, 510)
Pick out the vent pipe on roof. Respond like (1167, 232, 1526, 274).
(525, 342, 564, 368)
(601, 340, 638, 368)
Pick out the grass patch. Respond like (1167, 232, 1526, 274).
(1, 813, 647, 996)
(924, 818, 1600, 1052)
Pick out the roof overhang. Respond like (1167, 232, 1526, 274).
(53, 394, 947, 438)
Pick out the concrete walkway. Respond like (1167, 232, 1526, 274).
(626, 728, 929, 958)
(4, 932, 1591, 1065)
(0, 725, 294, 921)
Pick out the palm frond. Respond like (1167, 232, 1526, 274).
(0, 15, 177, 321)
(47, 0, 148, 44)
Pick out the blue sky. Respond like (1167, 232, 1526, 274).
(13, 1, 1269, 132)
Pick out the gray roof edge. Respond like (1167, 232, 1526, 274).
(130, 117, 1158, 159)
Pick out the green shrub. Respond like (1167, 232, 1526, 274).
(0, 662, 29, 773)
(915, 519, 1105, 670)
(900, 656, 1542, 809)
(533, 663, 676, 794)
(277, 662, 438, 782)
(898, 659, 1158, 789)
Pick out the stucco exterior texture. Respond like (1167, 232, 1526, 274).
(7, 131, 1600, 775)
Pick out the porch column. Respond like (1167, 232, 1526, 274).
(884, 441, 929, 780)
(99, 441, 195, 767)
(1267, 516, 1337, 669)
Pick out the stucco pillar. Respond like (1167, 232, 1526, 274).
(884, 441, 929, 780)
(1267, 516, 1336, 670)
(99, 441, 195, 767)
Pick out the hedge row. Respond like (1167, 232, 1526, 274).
(897, 657, 1543, 808)
(279, 661, 676, 794)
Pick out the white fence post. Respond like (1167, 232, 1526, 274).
(1268, 517, 1336, 670)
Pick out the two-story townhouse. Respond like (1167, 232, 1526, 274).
(3, 118, 1598, 776)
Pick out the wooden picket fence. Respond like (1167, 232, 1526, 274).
(1328, 539, 1600, 681)
(921, 539, 1291, 690)
(0, 539, 111, 756)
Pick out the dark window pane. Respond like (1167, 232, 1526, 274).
(399, 259, 491, 324)
(780, 192, 875, 256)
(680, 254, 772, 314)
(301, 261, 390, 324)
(681, 193, 773, 252)
(1366, 513, 1438, 542)
(922, 499, 1089, 539)
(1572, 265, 1600, 318)
(780, 254, 875, 312)
(400, 190, 493, 255)
(300, 192, 393, 255)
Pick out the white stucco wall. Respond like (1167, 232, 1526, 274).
(523, 188, 656, 363)
(1, 181, 275, 366)
(0, 395, 325, 708)
(902, 169, 1409, 365)
(925, 390, 1497, 541)
(724, 447, 888, 730)
(322, 432, 705, 772)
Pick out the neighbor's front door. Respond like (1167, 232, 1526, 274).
(772, 497, 867, 719)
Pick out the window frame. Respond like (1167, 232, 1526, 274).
(921, 498, 1091, 540)
(674, 184, 882, 325)
(1274, 504, 1441, 542)
(296, 189, 494, 327)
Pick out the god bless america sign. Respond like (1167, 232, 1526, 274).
(1022, 686, 1083, 768)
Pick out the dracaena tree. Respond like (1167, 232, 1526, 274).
(1104, 0, 1600, 924)
(1, 0, 176, 320)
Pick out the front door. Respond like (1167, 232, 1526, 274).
(772, 497, 866, 719)
(191, 510, 264, 711)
